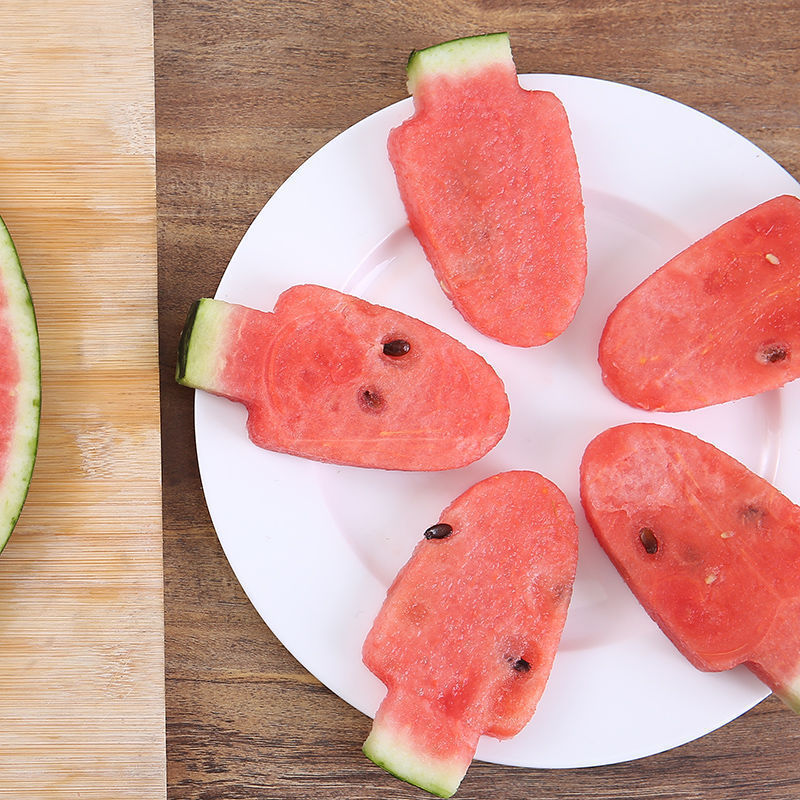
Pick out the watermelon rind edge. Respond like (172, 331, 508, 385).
(363, 720, 466, 798)
(0, 214, 40, 553)
(406, 32, 513, 96)
(176, 298, 229, 393)
(176, 299, 201, 384)
(777, 673, 800, 714)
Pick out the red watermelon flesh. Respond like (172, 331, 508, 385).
(580, 423, 800, 713)
(600, 194, 800, 411)
(388, 33, 587, 347)
(176, 285, 509, 471)
(362, 470, 578, 796)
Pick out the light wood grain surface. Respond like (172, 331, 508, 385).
(0, 2, 165, 798)
(156, 1, 800, 798)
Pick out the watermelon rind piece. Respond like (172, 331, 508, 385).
(0, 214, 40, 552)
(781, 674, 800, 714)
(406, 32, 513, 95)
(363, 720, 467, 798)
(758, 646, 800, 714)
(176, 298, 231, 393)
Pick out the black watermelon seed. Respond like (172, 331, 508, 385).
(511, 658, 531, 673)
(383, 339, 411, 357)
(424, 523, 453, 540)
(758, 343, 789, 363)
(639, 527, 659, 555)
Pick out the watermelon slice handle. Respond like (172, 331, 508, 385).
(176, 299, 200, 385)
(747, 598, 800, 714)
(363, 690, 476, 798)
(750, 660, 800, 714)
(175, 297, 242, 398)
(406, 32, 513, 96)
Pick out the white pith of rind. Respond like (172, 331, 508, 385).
(180, 298, 232, 392)
(0, 216, 40, 551)
(406, 32, 514, 96)
(363, 720, 468, 798)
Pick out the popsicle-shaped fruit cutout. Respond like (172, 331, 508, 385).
(363, 470, 578, 796)
(600, 194, 800, 411)
(580, 422, 800, 712)
(388, 33, 587, 347)
(176, 285, 509, 471)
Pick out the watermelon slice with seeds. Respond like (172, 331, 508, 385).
(388, 33, 587, 347)
(600, 194, 800, 411)
(580, 423, 800, 713)
(0, 214, 40, 551)
(176, 285, 509, 471)
(363, 470, 578, 796)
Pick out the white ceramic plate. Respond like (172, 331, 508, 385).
(194, 75, 800, 768)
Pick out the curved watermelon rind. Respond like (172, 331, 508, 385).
(363, 721, 466, 798)
(406, 32, 513, 96)
(0, 214, 40, 552)
(176, 298, 232, 393)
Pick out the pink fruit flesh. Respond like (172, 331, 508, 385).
(389, 62, 586, 347)
(580, 422, 800, 711)
(600, 195, 800, 411)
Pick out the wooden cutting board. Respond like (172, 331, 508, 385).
(0, 2, 165, 797)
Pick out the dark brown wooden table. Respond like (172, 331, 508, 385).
(155, 2, 800, 797)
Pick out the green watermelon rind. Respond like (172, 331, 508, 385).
(0, 215, 40, 553)
(406, 32, 513, 95)
(363, 718, 466, 798)
(176, 298, 231, 393)
(777, 672, 800, 714)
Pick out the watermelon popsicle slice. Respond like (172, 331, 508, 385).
(580, 423, 800, 713)
(176, 285, 509, 471)
(363, 471, 578, 797)
(388, 33, 587, 347)
(600, 194, 800, 411)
